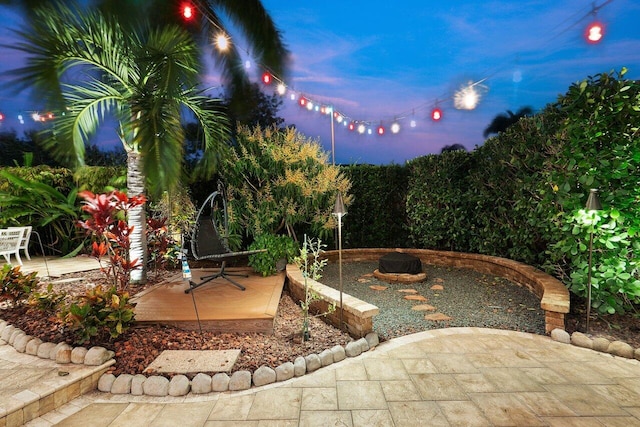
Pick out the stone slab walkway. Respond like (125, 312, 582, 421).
(24, 328, 640, 426)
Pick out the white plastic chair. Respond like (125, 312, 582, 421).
(8, 226, 32, 261)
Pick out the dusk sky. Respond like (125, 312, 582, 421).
(1, 1, 639, 165)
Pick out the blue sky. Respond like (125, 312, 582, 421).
(1, 1, 639, 164)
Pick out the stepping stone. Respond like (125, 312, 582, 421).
(425, 313, 452, 321)
(412, 304, 436, 311)
(434, 278, 445, 283)
(362, 273, 375, 278)
(404, 294, 428, 301)
(357, 278, 371, 283)
(144, 350, 240, 374)
(397, 289, 418, 294)
(430, 284, 444, 291)
(369, 285, 388, 291)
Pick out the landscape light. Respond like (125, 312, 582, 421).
(585, 188, 602, 333)
(332, 192, 347, 331)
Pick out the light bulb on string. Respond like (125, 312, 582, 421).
(377, 124, 385, 135)
(585, 21, 604, 43)
(348, 122, 355, 131)
(391, 122, 400, 134)
(306, 101, 314, 111)
(276, 83, 286, 96)
(431, 108, 443, 121)
(181, 3, 194, 20)
(454, 81, 487, 110)
(410, 119, 417, 128)
(262, 72, 272, 85)
(357, 123, 366, 134)
(214, 33, 230, 52)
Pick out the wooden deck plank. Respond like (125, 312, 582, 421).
(131, 268, 285, 334)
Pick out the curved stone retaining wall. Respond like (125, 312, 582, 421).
(314, 248, 570, 334)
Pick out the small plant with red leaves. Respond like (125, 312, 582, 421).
(78, 190, 146, 291)
(146, 217, 180, 271)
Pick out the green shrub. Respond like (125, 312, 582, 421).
(341, 164, 410, 248)
(0, 264, 39, 307)
(28, 283, 67, 314)
(59, 285, 135, 345)
(224, 125, 351, 243)
(248, 233, 299, 276)
(0, 167, 83, 255)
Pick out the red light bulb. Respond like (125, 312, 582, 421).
(585, 21, 604, 44)
(183, 4, 194, 20)
(377, 125, 385, 135)
(431, 108, 442, 121)
(262, 72, 272, 85)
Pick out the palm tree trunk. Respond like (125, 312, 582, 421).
(127, 151, 147, 284)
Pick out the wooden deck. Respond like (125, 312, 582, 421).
(131, 267, 286, 334)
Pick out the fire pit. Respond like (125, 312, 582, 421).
(374, 251, 427, 283)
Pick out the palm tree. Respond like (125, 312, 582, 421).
(8, 3, 230, 282)
(483, 106, 533, 138)
(4, 0, 290, 282)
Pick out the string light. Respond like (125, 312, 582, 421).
(4, 1, 614, 139)
(214, 33, 229, 52)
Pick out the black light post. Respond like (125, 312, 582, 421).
(585, 188, 602, 333)
(332, 192, 347, 331)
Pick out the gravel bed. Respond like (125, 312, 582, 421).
(320, 261, 546, 341)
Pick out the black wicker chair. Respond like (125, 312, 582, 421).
(186, 182, 266, 293)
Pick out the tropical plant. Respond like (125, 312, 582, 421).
(8, 2, 231, 282)
(59, 284, 135, 344)
(28, 282, 67, 314)
(224, 125, 351, 243)
(0, 169, 83, 255)
(483, 106, 533, 138)
(0, 264, 39, 307)
(78, 190, 146, 291)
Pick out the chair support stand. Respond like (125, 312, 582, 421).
(186, 261, 248, 293)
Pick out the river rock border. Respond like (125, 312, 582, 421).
(1, 315, 380, 396)
(550, 328, 640, 360)
(0, 319, 114, 365)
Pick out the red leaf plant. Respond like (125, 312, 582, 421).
(78, 190, 146, 290)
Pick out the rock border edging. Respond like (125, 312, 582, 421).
(550, 328, 640, 360)
(0, 318, 114, 365)
(1, 315, 380, 397)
